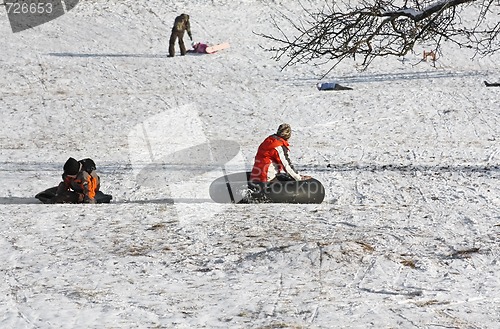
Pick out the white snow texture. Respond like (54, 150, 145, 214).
(1, 1, 499, 328)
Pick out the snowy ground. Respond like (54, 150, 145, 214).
(1, 0, 499, 328)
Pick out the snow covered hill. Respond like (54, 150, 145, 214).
(1, 1, 499, 328)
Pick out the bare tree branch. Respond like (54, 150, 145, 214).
(259, 0, 499, 73)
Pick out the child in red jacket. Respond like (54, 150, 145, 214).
(250, 124, 311, 182)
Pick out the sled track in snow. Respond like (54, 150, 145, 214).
(336, 70, 486, 84)
(282, 70, 487, 86)
(0, 161, 498, 174)
(316, 163, 500, 174)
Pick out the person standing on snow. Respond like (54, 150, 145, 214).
(54, 157, 100, 204)
(168, 13, 192, 57)
(250, 123, 311, 183)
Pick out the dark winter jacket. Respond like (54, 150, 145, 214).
(172, 14, 192, 39)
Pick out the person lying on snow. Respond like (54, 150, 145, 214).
(250, 123, 311, 183)
(189, 42, 209, 54)
(54, 157, 100, 204)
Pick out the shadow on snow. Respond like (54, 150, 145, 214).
(47, 52, 169, 59)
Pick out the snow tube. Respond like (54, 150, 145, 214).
(209, 172, 325, 204)
(35, 187, 113, 204)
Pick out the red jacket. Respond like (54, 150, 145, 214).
(250, 134, 301, 182)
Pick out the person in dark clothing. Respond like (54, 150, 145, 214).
(168, 13, 192, 57)
(54, 157, 100, 204)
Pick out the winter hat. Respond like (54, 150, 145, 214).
(63, 157, 80, 175)
(80, 158, 96, 173)
(276, 123, 292, 140)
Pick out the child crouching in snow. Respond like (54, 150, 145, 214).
(54, 157, 100, 204)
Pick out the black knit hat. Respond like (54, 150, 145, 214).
(80, 158, 96, 173)
(63, 157, 80, 175)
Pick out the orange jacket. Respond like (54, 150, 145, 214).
(57, 170, 100, 200)
(250, 134, 301, 182)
